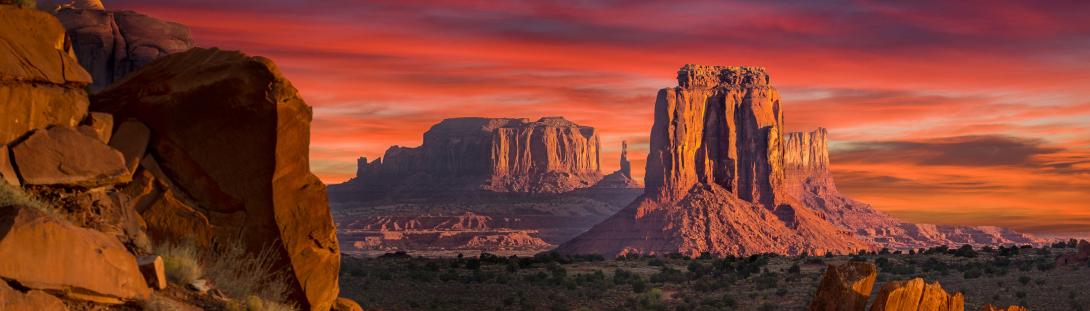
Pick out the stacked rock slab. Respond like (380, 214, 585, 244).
(54, 6, 194, 92)
(558, 65, 871, 257)
(337, 116, 603, 197)
(0, 5, 91, 145)
(91, 48, 339, 311)
(809, 262, 877, 311)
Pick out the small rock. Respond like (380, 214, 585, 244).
(11, 126, 129, 187)
(138, 256, 167, 290)
(0, 145, 19, 186)
(0, 281, 69, 311)
(332, 297, 364, 311)
(809, 261, 877, 311)
(108, 120, 151, 176)
(80, 112, 114, 143)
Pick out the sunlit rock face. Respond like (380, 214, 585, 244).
(559, 65, 872, 258)
(335, 116, 603, 197)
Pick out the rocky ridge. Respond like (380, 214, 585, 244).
(558, 65, 872, 257)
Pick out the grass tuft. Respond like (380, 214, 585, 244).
(204, 240, 295, 309)
(156, 242, 203, 285)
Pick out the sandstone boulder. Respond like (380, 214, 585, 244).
(0, 281, 68, 311)
(80, 112, 113, 143)
(0, 206, 150, 303)
(332, 297, 364, 311)
(10, 126, 129, 187)
(809, 261, 877, 311)
(92, 48, 339, 311)
(123, 155, 214, 247)
(54, 8, 194, 92)
(0, 5, 91, 145)
(137, 256, 166, 290)
(870, 278, 963, 311)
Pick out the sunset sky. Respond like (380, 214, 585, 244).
(106, 0, 1090, 238)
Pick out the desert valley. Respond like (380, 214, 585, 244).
(1, 1, 1089, 311)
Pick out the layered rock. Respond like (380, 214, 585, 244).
(54, 5, 194, 92)
(0, 5, 91, 144)
(558, 65, 871, 257)
(0, 206, 150, 304)
(594, 141, 641, 189)
(784, 128, 1041, 249)
(335, 116, 602, 197)
(809, 262, 877, 311)
(870, 278, 964, 311)
(91, 48, 339, 311)
(11, 126, 129, 187)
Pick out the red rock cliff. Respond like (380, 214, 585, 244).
(339, 117, 602, 196)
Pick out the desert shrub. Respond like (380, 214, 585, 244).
(649, 266, 686, 283)
(203, 241, 293, 306)
(155, 242, 202, 285)
(0, 183, 49, 212)
(1018, 275, 1031, 285)
(759, 302, 778, 311)
(953, 245, 977, 258)
(754, 272, 779, 290)
(631, 277, 647, 293)
(787, 263, 801, 274)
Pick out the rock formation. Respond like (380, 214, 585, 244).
(54, 4, 194, 92)
(335, 116, 602, 197)
(0, 5, 91, 144)
(1056, 239, 1090, 265)
(784, 128, 1042, 249)
(558, 65, 872, 257)
(594, 141, 641, 189)
(809, 262, 877, 311)
(91, 48, 339, 311)
(870, 278, 964, 311)
(979, 305, 1028, 311)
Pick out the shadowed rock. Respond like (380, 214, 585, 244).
(810, 261, 877, 311)
(0, 146, 18, 186)
(92, 48, 339, 311)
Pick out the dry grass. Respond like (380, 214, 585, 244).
(0, 182, 45, 209)
(203, 241, 295, 309)
(225, 296, 297, 311)
(156, 242, 203, 285)
(139, 293, 186, 311)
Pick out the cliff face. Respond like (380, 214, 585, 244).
(54, 6, 194, 92)
(339, 117, 602, 196)
(559, 65, 872, 257)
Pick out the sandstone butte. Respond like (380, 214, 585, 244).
(784, 129, 1042, 249)
(335, 116, 603, 197)
(91, 47, 341, 311)
(558, 65, 873, 257)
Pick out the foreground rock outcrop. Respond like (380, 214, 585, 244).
(809, 262, 877, 311)
(870, 278, 964, 311)
(54, 4, 194, 92)
(336, 117, 602, 197)
(784, 128, 1042, 249)
(92, 48, 339, 311)
(558, 65, 871, 257)
(0, 5, 91, 144)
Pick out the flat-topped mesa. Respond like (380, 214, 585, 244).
(341, 117, 602, 196)
(646, 64, 785, 206)
(677, 65, 770, 89)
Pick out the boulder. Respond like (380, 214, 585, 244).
(332, 297, 364, 311)
(92, 48, 339, 311)
(137, 256, 167, 290)
(10, 126, 129, 187)
(870, 278, 963, 311)
(0, 206, 151, 303)
(0, 5, 91, 145)
(0, 146, 18, 186)
(0, 281, 68, 311)
(108, 120, 151, 176)
(809, 262, 877, 311)
(123, 155, 214, 247)
(80, 112, 113, 143)
(54, 7, 194, 92)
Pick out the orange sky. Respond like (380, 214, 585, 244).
(108, 0, 1090, 238)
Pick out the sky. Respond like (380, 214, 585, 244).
(104, 0, 1090, 238)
